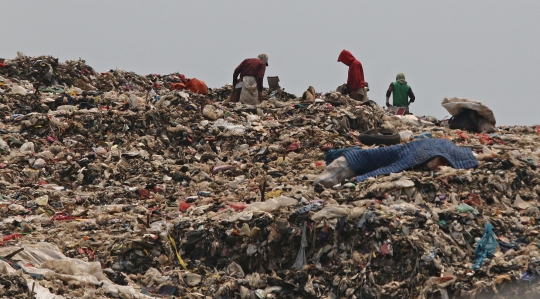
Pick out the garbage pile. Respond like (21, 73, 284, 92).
(0, 53, 540, 298)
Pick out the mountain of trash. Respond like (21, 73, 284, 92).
(1, 53, 540, 299)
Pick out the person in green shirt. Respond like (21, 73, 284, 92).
(386, 73, 415, 109)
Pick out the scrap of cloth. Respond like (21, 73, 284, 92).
(342, 138, 478, 182)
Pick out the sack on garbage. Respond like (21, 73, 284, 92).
(442, 97, 497, 133)
(185, 78, 208, 95)
(301, 86, 316, 104)
(239, 76, 259, 105)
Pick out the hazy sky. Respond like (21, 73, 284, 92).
(2, 1, 539, 125)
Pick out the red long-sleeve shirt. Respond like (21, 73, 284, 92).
(233, 58, 266, 92)
(337, 50, 365, 91)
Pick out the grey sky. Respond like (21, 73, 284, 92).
(2, 1, 539, 125)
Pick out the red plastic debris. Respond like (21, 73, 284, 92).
(0, 233, 22, 245)
(381, 243, 391, 256)
(320, 142, 334, 151)
(477, 133, 494, 145)
(229, 203, 248, 211)
(179, 201, 190, 212)
(137, 189, 150, 199)
(286, 142, 300, 152)
(51, 213, 75, 222)
(465, 194, 483, 207)
(78, 247, 95, 259)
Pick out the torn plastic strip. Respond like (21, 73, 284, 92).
(168, 233, 187, 271)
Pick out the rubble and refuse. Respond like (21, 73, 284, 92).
(1, 52, 540, 298)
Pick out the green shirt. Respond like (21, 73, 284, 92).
(392, 81, 411, 107)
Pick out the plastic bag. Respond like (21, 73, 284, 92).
(20, 142, 35, 153)
(246, 196, 297, 213)
(456, 203, 479, 215)
(0, 138, 9, 152)
(203, 105, 218, 120)
(10, 85, 27, 95)
(513, 194, 531, 209)
(128, 94, 138, 109)
(33, 158, 46, 169)
(472, 223, 498, 269)
(397, 115, 422, 127)
(311, 205, 351, 221)
(313, 157, 355, 188)
(399, 130, 413, 142)
(239, 76, 259, 105)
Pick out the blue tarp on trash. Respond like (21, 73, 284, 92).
(342, 138, 478, 182)
(325, 146, 359, 165)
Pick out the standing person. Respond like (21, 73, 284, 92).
(337, 50, 365, 101)
(386, 73, 415, 112)
(224, 54, 268, 105)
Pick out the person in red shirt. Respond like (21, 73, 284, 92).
(337, 50, 365, 101)
(224, 54, 268, 104)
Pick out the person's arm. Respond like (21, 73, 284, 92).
(256, 64, 266, 93)
(347, 61, 361, 91)
(232, 60, 244, 86)
(408, 87, 415, 103)
(256, 64, 266, 102)
(358, 62, 365, 89)
(386, 83, 393, 106)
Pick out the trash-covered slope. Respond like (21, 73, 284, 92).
(0, 53, 540, 298)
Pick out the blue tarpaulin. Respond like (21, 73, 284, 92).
(341, 138, 478, 182)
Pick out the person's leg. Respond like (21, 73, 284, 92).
(232, 88, 241, 102)
(224, 88, 242, 104)
(349, 89, 365, 101)
(357, 89, 365, 101)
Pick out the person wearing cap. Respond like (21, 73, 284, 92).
(337, 50, 365, 101)
(386, 73, 415, 110)
(224, 54, 268, 105)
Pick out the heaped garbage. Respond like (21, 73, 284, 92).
(0, 52, 539, 299)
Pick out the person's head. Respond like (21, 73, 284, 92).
(337, 50, 356, 66)
(257, 54, 269, 66)
(396, 73, 407, 84)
